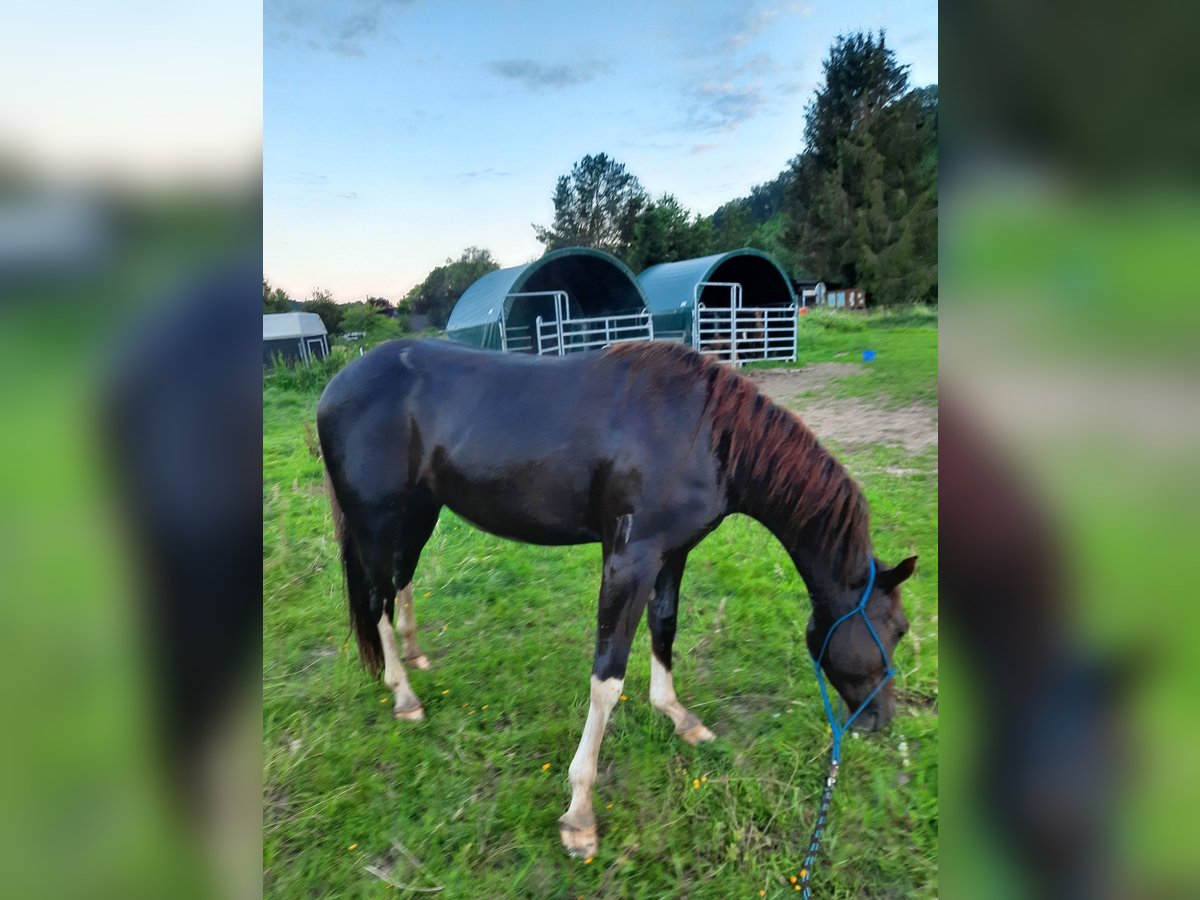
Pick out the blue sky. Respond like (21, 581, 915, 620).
(265, 0, 936, 302)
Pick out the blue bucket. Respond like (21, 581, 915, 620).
(863, 349, 876, 362)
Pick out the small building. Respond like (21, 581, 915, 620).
(818, 287, 867, 309)
(637, 249, 798, 365)
(447, 247, 652, 355)
(792, 279, 826, 307)
(263, 312, 329, 366)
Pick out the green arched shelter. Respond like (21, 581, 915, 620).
(637, 248, 796, 342)
(447, 247, 649, 351)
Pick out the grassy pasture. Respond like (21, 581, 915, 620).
(264, 312, 938, 898)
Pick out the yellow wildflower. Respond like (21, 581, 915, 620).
(347, 843, 358, 851)
(584, 857, 594, 865)
(692, 778, 700, 789)
(542, 762, 551, 771)
(790, 875, 798, 884)
(619, 694, 628, 701)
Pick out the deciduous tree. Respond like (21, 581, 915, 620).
(533, 153, 648, 257)
(262, 278, 292, 313)
(407, 247, 500, 328)
(300, 288, 345, 334)
(627, 194, 711, 271)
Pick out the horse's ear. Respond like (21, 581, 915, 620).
(878, 556, 918, 591)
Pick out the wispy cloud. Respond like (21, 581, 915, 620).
(487, 59, 612, 90)
(730, 53, 780, 77)
(777, 79, 812, 96)
(289, 171, 328, 186)
(455, 168, 513, 182)
(691, 143, 722, 155)
(267, 0, 415, 58)
(899, 28, 934, 46)
(686, 81, 766, 132)
(723, 8, 780, 52)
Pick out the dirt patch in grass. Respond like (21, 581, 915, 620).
(747, 365, 937, 453)
(745, 362, 865, 397)
(798, 398, 937, 454)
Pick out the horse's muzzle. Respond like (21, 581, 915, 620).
(849, 694, 896, 734)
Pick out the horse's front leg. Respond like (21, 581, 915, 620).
(558, 539, 658, 859)
(647, 553, 715, 745)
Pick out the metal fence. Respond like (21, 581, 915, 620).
(500, 324, 533, 353)
(535, 308, 653, 356)
(498, 290, 653, 356)
(692, 281, 797, 366)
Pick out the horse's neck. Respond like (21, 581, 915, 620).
(730, 465, 857, 617)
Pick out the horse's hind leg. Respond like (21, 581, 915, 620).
(377, 604, 424, 721)
(391, 499, 441, 672)
(647, 553, 715, 745)
(353, 510, 425, 721)
(393, 585, 430, 670)
(559, 537, 658, 859)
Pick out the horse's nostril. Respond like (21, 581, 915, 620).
(850, 706, 893, 734)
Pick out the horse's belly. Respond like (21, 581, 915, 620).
(449, 504, 598, 546)
(430, 453, 601, 546)
(441, 489, 599, 546)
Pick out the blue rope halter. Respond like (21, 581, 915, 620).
(799, 558, 895, 898)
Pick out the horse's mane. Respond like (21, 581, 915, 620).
(608, 341, 870, 578)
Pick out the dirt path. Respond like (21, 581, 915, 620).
(746, 364, 938, 454)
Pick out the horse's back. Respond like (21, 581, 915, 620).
(317, 340, 723, 546)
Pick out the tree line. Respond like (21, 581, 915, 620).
(262, 280, 409, 339)
(264, 30, 936, 327)
(531, 31, 936, 306)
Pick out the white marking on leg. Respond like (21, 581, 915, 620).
(650, 652, 714, 744)
(378, 611, 423, 720)
(559, 675, 622, 857)
(395, 584, 430, 669)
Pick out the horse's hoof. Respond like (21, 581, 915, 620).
(558, 816, 598, 858)
(406, 654, 432, 671)
(678, 722, 715, 745)
(393, 703, 425, 721)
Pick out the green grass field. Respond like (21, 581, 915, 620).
(264, 312, 938, 898)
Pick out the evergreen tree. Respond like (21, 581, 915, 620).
(785, 31, 938, 305)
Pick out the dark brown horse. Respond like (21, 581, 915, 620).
(317, 338, 915, 857)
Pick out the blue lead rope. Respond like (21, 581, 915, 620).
(799, 559, 895, 898)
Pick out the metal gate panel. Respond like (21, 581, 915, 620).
(695, 303, 797, 367)
(536, 308, 653, 355)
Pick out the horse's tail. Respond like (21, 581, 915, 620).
(324, 464, 385, 676)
